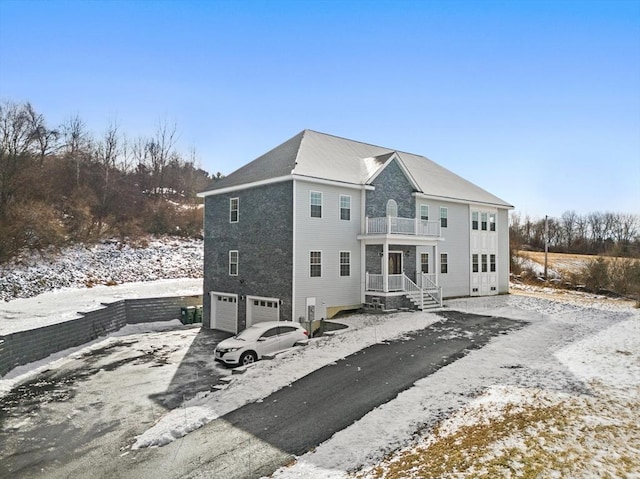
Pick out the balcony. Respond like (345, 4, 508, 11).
(364, 216, 441, 237)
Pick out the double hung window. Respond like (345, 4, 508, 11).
(420, 204, 429, 221)
(440, 253, 448, 274)
(310, 251, 322, 277)
(339, 195, 351, 221)
(229, 250, 238, 276)
(339, 251, 350, 277)
(420, 253, 429, 273)
(440, 207, 448, 228)
(230, 198, 239, 223)
(310, 191, 322, 218)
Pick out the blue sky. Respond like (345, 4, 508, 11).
(1, 0, 638, 218)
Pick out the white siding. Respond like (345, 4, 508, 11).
(293, 180, 362, 320)
(418, 199, 470, 297)
(497, 208, 510, 293)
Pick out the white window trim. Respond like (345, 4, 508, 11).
(339, 250, 351, 277)
(471, 211, 479, 230)
(420, 252, 429, 274)
(440, 252, 449, 274)
(230, 197, 239, 223)
(229, 250, 238, 276)
(309, 250, 322, 278)
(440, 207, 448, 228)
(310, 191, 323, 218)
(420, 204, 429, 221)
(339, 194, 351, 221)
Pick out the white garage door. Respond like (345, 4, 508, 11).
(210, 292, 238, 333)
(247, 296, 280, 327)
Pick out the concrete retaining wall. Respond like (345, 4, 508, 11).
(0, 294, 202, 377)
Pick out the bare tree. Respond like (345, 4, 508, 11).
(560, 210, 577, 251)
(61, 114, 91, 187)
(146, 120, 178, 197)
(0, 101, 40, 217)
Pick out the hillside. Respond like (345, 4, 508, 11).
(0, 236, 203, 302)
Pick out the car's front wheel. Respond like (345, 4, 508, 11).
(239, 351, 257, 366)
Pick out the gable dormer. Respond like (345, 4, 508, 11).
(365, 153, 420, 219)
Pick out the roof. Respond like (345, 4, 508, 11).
(200, 129, 513, 208)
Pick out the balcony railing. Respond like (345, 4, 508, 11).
(365, 216, 440, 237)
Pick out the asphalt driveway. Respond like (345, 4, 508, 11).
(31, 311, 525, 479)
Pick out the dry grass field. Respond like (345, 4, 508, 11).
(517, 251, 597, 275)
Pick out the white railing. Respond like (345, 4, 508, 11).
(366, 273, 384, 292)
(366, 272, 442, 308)
(365, 216, 440, 237)
(417, 273, 438, 289)
(388, 274, 404, 291)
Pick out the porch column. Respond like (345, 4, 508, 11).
(360, 241, 366, 303)
(383, 242, 389, 292)
(434, 242, 439, 286)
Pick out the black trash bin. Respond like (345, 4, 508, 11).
(180, 306, 194, 325)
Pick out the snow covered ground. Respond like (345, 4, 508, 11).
(272, 291, 639, 479)
(0, 236, 203, 302)
(1, 259, 638, 478)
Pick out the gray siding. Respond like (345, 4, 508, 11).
(203, 181, 294, 329)
(366, 159, 415, 218)
(293, 180, 362, 320)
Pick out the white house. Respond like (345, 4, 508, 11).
(199, 130, 512, 333)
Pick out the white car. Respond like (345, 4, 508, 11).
(214, 321, 308, 366)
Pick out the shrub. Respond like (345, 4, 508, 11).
(582, 257, 610, 293)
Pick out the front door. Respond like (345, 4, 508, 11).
(388, 252, 402, 275)
(388, 251, 403, 291)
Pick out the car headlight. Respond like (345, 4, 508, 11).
(218, 347, 240, 353)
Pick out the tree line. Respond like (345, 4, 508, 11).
(0, 100, 220, 262)
(510, 210, 640, 257)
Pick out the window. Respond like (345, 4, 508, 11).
(490, 254, 496, 272)
(472, 211, 479, 230)
(310, 251, 322, 277)
(489, 213, 496, 232)
(481, 212, 488, 231)
(278, 326, 298, 335)
(340, 195, 351, 221)
(229, 250, 238, 276)
(472, 254, 479, 273)
(420, 204, 429, 221)
(229, 197, 239, 223)
(440, 207, 448, 228)
(440, 253, 448, 274)
(386, 199, 398, 217)
(421, 253, 429, 273)
(481, 254, 488, 273)
(310, 191, 322, 218)
(260, 328, 279, 339)
(340, 251, 351, 277)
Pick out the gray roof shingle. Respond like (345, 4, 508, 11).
(201, 129, 512, 208)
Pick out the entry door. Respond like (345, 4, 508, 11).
(388, 252, 403, 275)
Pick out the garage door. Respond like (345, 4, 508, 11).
(210, 293, 238, 333)
(247, 296, 279, 327)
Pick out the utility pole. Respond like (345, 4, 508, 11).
(544, 215, 549, 280)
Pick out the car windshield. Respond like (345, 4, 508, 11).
(235, 328, 261, 341)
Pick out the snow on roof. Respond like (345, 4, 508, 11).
(200, 130, 513, 208)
